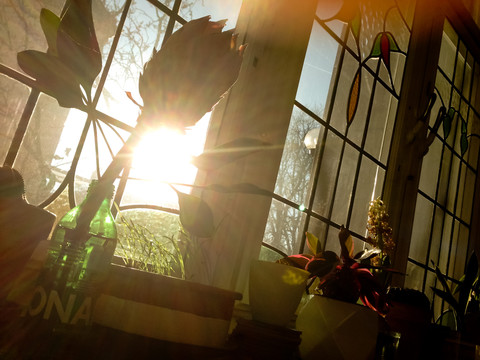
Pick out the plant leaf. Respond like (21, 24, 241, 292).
(443, 107, 455, 139)
(431, 287, 460, 314)
(192, 137, 270, 171)
(173, 189, 215, 238)
(56, 0, 101, 97)
(306, 232, 322, 255)
(345, 234, 354, 258)
(354, 248, 381, 261)
(306, 251, 339, 278)
(370, 33, 383, 58)
(347, 67, 361, 125)
(350, 11, 361, 43)
(460, 121, 468, 156)
(458, 252, 479, 312)
(435, 266, 452, 294)
(40, 8, 60, 55)
(203, 182, 275, 198)
(17, 50, 84, 108)
(278, 254, 312, 270)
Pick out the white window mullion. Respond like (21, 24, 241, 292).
(195, 0, 318, 293)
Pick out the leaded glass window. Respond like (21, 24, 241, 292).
(263, 0, 415, 256)
(406, 19, 480, 322)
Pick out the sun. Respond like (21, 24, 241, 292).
(129, 116, 210, 207)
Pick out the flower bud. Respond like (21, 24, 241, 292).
(139, 16, 246, 132)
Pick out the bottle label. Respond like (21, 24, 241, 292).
(22, 285, 93, 325)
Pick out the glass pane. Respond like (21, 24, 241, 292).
(116, 208, 181, 240)
(330, 143, 358, 225)
(273, 107, 317, 205)
(409, 195, 434, 263)
(114, 208, 182, 276)
(14, 94, 71, 205)
(97, 1, 170, 126)
(0, 76, 29, 163)
(458, 167, 475, 223)
(346, 70, 372, 147)
(445, 155, 460, 214)
(312, 130, 342, 217)
(329, 51, 363, 135)
(437, 151, 453, 208)
(306, 216, 329, 253)
(463, 52, 473, 99)
(296, 21, 339, 117)
(73, 119, 127, 180)
(428, 206, 445, 268)
(467, 111, 480, 169)
(449, 222, 468, 280)
(0, 1, 63, 71)
(349, 158, 385, 236)
(264, 199, 306, 255)
(438, 214, 453, 270)
(438, 21, 457, 80)
(454, 42, 467, 91)
(45, 187, 70, 221)
(364, 84, 398, 163)
(435, 72, 452, 116)
(404, 263, 424, 290)
(418, 137, 442, 199)
(180, 0, 243, 29)
(471, 60, 480, 113)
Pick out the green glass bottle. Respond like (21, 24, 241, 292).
(34, 180, 117, 327)
(47, 180, 117, 291)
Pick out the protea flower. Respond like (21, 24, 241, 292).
(139, 16, 246, 132)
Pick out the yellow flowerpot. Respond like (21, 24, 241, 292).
(249, 260, 309, 327)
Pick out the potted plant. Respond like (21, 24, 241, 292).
(432, 251, 480, 345)
(279, 226, 392, 360)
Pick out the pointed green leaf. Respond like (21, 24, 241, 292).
(458, 252, 478, 312)
(350, 11, 361, 42)
(57, 0, 101, 98)
(17, 50, 84, 109)
(306, 251, 339, 278)
(345, 233, 354, 258)
(278, 254, 312, 270)
(354, 248, 381, 261)
(443, 107, 455, 139)
(460, 121, 468, 156)
(40, 8, 60, 55)
(434, 266, 460, 314)
(174, 189, 215, 238)
(369, 33, 383, 58)
(205, 182, 275, 198)
(347, 67, 361, 125)
(386, 32, 400, 52)
(192, 137, 271, 171)
(431, 287, 460, 314)
(306, 232, 322, 255)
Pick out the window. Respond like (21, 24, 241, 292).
(3, 0, 480, 302)
(1, 0, 242, 279)
(263, 0, 415, 258)
(406, 18, 480, 321)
